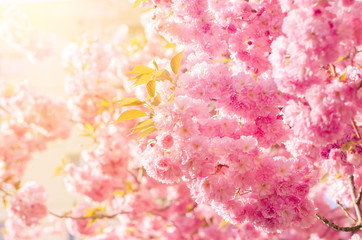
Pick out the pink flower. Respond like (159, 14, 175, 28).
(8, 182, 48, 226)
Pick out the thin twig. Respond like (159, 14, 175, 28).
(151, 211, 187, 240)
(348, 175, 362, 224)
(0, 188, 11, 196)
(336, 200, 357, 223)
(316, 213, 361, 232)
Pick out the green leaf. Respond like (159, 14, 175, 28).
(113, 110, 147, 123)
(153, 69, 172, 81)
(146, 80, 156, 98)
(170, 50, 184, 74)
(117, 97, 144, 107)
(127, 65, 155, 74)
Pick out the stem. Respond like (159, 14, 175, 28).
(348, 175, 362, 224)
(336, 200, 357, 223)
(351, 118, 362, 147)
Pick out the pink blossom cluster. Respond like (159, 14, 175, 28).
(145, 0, 285, 74)
(0, 81, 71, 184)
(61, 33, 264, 239)
(60, 0, 362, 237)
(4, 182, 48, 239)
(1, 0, 362, 238)
(131, 0, 362, 236)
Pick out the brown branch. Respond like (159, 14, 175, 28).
(351, 118, 361, 139)
(351, 118, 362, 147)
(317, 175, 362, 232)
(348, 175, 362, 224)
(356, 186, 362, 207)
(336, 200, 357, 223)
(49, 211, 131, 220)
(316, 213, 362, 232)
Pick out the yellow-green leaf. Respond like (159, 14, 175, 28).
(337, 56, 345, 62)
(85, 219, 97, 229)
(219, 219, 230, 229)
(54, 158, 70, 176)
(153, 69, 172, 81)
(114, 110, 147, 123)
(168, 91, 175, 102)
(54, 166, 64, 176)
(84, 123, 93, 132)
(117, 97, 144, 107)
(137, 126, 156, 140)
(186, 203, 194, 212)
(133, 0, 142, 8)
(153, 58, 159, 71)
(165, 42, 176, 49)
(114, 190, 125, 196)
(127, 65, 155, 74)
(170, 50, 184, 74)
(319, 173, 329, 183)
(14, 181, 21, 190)
(126, 181, 133, 194)
(339, 71, 347, 82)
(3, 175, 13, 183)
(131, 119, 154, 135)
(152, 93, 162, 106)
(2, 197, 8, 208)
(133, 74, 153, 86)
(129, 73, 143, 80)
(147, 80, 156, 98)
(98, 99, 110, 107)
(134, 118, 154, 129)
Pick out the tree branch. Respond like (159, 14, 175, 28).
(356, 186, 362, 207)
(48, 211, 131, 220)
(316, 213, 361, 232)
(316, 175, 362, 232)
(348, 175, 362, 224)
